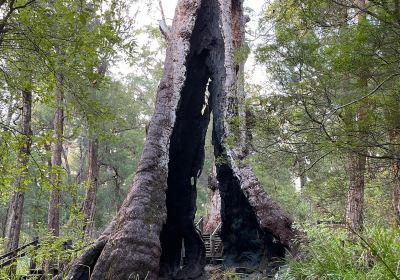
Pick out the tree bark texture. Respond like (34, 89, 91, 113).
(81, 138, 100, 237)
(393, 158, 400, 225)
(345, 0, 368, 234)
(345, 152, 366, 232)
(66, 0, 294, 279)
(203, 169, 221, 234)
(390, 129, 400, 225)
(211, 0, 293, 267)
(81, 58, 108, 238)
(4, 89, 32, 253)
(67, 2, 201, 279)
(393, 171, 400, 226)
(48, 74, 65, 236)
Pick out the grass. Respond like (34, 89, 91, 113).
(281, 224, 400, 280)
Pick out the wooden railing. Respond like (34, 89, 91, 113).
(316, 220, 346, 227)
(210, 222, 222, 258)
(0, 237, 40, 269)
(195, 217, 204, 234)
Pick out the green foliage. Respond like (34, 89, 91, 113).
(282, 226, 400, 280)
(252, 0, 400, 277)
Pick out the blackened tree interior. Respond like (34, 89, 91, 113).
(159, 0, 286, 278)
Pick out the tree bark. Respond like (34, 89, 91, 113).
(211, 0, 294, 268)
(80, 58, 108, 238)
(48, 74, 65, 236)
(203, 167, 221, 234)
(76, 126, 88, 185)
(345, 152, 366, 232)
(295, 155, 306, 190)
(4, 89, 32, 253)
(394, 168, 400, 225)
(66, 0, 295, 278)
(81, 138, 99, 237)
(67, 2, 202, 278)
(345, 0, 368, 234)
(0, 96, 15, 237)
(390, 129, 400, 225)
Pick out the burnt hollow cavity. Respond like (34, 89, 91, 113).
(160, 46, 210, 278)
(160, 0, 286, 279)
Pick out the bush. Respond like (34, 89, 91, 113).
(282, 225, 400, 280)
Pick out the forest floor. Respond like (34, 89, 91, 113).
(200, 265, 284, 280)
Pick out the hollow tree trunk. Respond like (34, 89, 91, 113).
(48, 74, 65, 236)
(4, 89, 32, 253)
(66, 2, 202, 277)
(210, 0, 293, 268)
(81, 138, 99, 237)
(66, 1, 294, 279)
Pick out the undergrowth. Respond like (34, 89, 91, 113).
(281, 224, 400, 280)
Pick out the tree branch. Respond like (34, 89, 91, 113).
(328, 73, 400, 118)
(158, 0, 170, 40)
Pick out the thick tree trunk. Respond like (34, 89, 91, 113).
(67, 2, 201, 278)
(211, 0, 293, 268)
(345, 152, 366, 232)
(81, 138, 99, 237)
(48, 75, 65, 236)
(4, 89, 32, 253)
(66, 1, 294, 279)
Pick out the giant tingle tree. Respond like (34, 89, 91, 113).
(66, 0, 295, 279)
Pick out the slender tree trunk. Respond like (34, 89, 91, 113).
(346, 152, 366, 232)
(76, 127, 88, 185)
(62, 145, 72, 185)
(390, 129, 400, 225)
(295, 155, 306, 190)
(203, 166, 221, 234)
(6, 95, 14, 126)
(81, 138, 99, 237)
(345, 0, 368, 234)
(48, 74, 65, 236)
(111, 166, 123, 213)
(394, 164, 400, 225)
(1, 95, 16, 237)
(4, 89, 32, 253)
(80, 58, 107, 238)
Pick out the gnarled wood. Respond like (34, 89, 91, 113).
(67, 1, 202, 279)
(66, 0, 295, 278)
